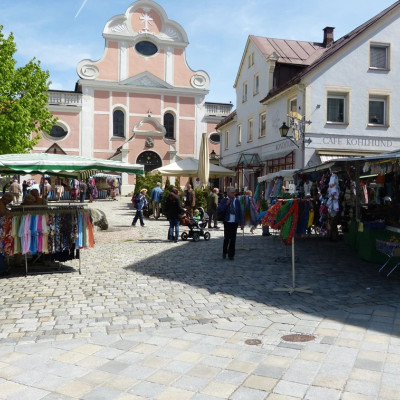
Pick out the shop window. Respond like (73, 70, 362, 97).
(164, 112, 175, 139)
(113, 110, 125, 138)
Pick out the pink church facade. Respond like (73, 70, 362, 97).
(35, 0, 232, 193)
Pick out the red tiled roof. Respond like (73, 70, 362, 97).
(251, 35, 326, 66)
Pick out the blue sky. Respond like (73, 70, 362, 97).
(2, 0, 396, 106)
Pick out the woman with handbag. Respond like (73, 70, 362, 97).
(164, 187, 185, 243)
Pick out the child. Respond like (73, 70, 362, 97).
(193, 209, 201, 221)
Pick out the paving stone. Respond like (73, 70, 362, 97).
(0, 198, 399, 399)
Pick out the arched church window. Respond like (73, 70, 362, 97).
(113, 109, 125, 138)
(164, 112, 175, 139)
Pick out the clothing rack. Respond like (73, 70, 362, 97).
(2, 205, 93, 276)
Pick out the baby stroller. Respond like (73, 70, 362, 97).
(181, 207, 211, 242)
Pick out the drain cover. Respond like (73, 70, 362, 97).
(245, 339, 262, 346)
(281, 334, 315, 342)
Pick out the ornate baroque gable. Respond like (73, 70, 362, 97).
(76, 0, 210, 91)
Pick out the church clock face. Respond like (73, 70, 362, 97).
(136, 151, 162, 173)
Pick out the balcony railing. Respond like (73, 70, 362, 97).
(205, 102, 233, 117)
(47, 91, 82, 106)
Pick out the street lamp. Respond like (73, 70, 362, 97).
(279, 114, 312, 168)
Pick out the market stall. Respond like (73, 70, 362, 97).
(0, 153, 144, 275)
(294, 152, 400, 270)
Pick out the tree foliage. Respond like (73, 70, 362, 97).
(0, 25, 56, 154)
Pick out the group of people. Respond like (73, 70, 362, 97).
(130, 182, 254, 260)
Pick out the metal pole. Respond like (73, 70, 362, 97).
(292, 237, 296, 289)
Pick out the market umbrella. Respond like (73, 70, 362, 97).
(0, 153, 144, 178)
(197, 132, 210, 188)
(151, 157, 235, 178)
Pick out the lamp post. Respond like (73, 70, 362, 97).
(279, 114, 312, 168)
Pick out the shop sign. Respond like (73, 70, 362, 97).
(322, 137, 393, 148)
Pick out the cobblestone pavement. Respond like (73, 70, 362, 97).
(0, 197, 399, 399)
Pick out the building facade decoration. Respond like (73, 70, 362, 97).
(36, 0, 232, 194)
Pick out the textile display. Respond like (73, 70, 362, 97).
(239, 195, 258, 227)
(0, 209, 94, 260)
(262, 199, 313, 245)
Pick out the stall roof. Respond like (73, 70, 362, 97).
(0, 153, 144, 178)
(258, 169, 298, 183)
(298, 150, 400, 175)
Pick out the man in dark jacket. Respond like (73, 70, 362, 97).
(164, 187, 185, 242)
(217, 186, 244, 260)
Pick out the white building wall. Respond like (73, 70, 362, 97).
(303, 15, 400, 161)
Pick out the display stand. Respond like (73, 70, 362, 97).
(236, 229, 253, 251)
(376, 239, 400, 277)
(273, 237, 313, 295)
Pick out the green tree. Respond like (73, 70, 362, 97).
(0, 26, 56, 154)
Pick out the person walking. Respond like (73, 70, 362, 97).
(9, 179, 21, 204)
(132, 188, 148, 227)
(184, 184, 196, 217)
(217, 186, 244, 260)
(207, 187, 220, 229)
(150, 182, 163, 219)
(79, 180, 87, 203)
(163, 187, 185, 243)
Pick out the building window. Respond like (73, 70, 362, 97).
(237, 125, 242, 146)
(248, 52, 254, 68)
(327, 94, 347, 123)
(113, 110, 125, 137)
(253, 74, 259, 95)
(370, 43, 389, 70)
(369, 96, 387, 126)
(289, 97, 297, 113)
(209, 132, 220, 144)
(259, 113, 266, 137)
(224, 130, 229, 150)
(242, 82, 248, 103)
(135, 41, 158, 57)
(247, 119, 253, 142)
(163, 112, 175, 139)
(44, 123, 69, 141)
(265, 152, 294, 174)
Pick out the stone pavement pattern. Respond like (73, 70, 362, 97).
(0, 197, 399, 399)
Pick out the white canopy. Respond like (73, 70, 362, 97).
(257, 169, 298, 183)
(152, 157, 235, 178)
